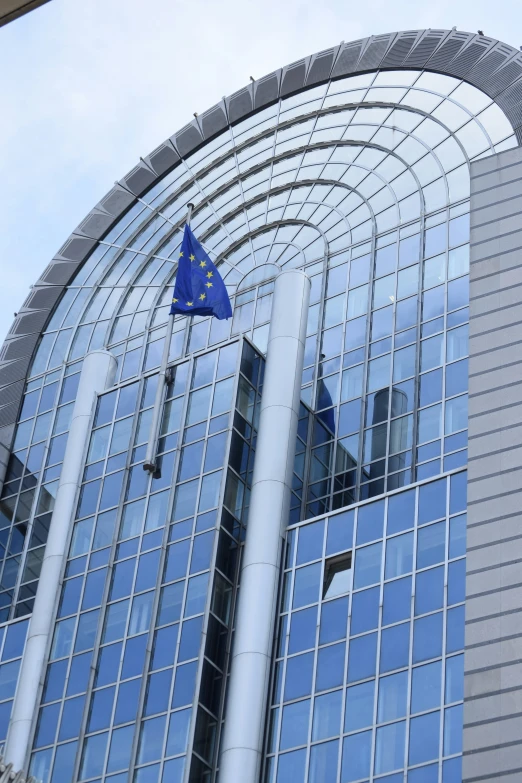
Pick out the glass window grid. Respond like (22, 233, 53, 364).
(299, 213, 469, 513)
(0, 365, 82, 621)
(266, 470, 466, 782)
(0, 618, 29, 750)
(21, 200, 470, 533)
(29, 340, 264, 783)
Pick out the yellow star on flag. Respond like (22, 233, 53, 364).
(206, 271, 213, 278)
(189, 254, 195, 262)
(199, 260, 207, 268)
(172, 298, 178, 303)
(205, 282, 213, 288)
(199, 293, 206, 301)
(186, 301, 193, 306)
(179, 251, 183, 257)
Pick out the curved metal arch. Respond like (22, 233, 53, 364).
(151, 86, 491, 218)
(236, 262, 282, 293)
(40, 109, 470, 379)
(94, 90, 489, 279)
(216, 217, 328, 267)
(2, 27, 522, 449)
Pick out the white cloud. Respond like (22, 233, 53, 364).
(0, 0, 520, 342)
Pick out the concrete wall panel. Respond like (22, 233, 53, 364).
(465, 145, 522, 782)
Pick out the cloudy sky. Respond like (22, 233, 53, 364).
(0, 0, 520, 343)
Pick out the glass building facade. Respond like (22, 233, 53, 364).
(0, 26, 522, 783)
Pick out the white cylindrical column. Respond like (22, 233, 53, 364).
(5, 350, 117, 771)
(219, 269, 310, 782)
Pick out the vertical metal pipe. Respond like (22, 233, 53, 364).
(143, 313, 175, 473)
(5, 350, 117, 772)
(144, 203, 194, 473)
(219, 269, 310, 782)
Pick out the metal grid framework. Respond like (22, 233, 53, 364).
(28, 339, 264, 783)
(267, 470, 467, 783)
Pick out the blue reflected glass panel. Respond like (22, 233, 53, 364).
(418, 478, 446, 525)
(293, 563, 321, 608)
(354, 542, 382, 588)
(449, 514, 466, 559)
(34, 703, 60, 748)
(312, 690, 342, 741)
(138, 715, 166, 764)
(276, 749, 306, 783)
(320, 596, 348, 644)
(450, 472, 466, 515)
(341, 730, 372, 782)
(151, 625, 178, 670)
(345, 679, 375, 732)
(445, 655, 464, 703)
(284, 652, 314, 701)
(444, 704, 463, 755)
(122, 634, 148, 679)
(63, 655, 90, 703)
(356, 500, 384, 545)
(3, 620, 28, 659)
(375, 720, 406, 774)
(347, 633, 377, 682)
(178, 616, 203, 661)
(309, 739, 339, 783)
(166, 708, 191, 756)
(115, 678, 141, 724)
(326, 510, 354, 555)
(280, 699, 310, 750)
(446, 605, 465, 654)
(288, 606, 317, 654)
(107, 724, 134, 773)
(413, 613, 443, 663)
(448, 559, 465, 605)
(443, 755, 462, 783)
(80, 733, 107, 779)
(351, 587, 379, 635)
(43, 659, 67, 702)
(411, 660, 442, 713)
(87, 687, 114, 732)
(385, 532, 413, 578)
(409, 711, 441, 765)
(297, 520, 324, 565)
(380, 622, 410, 673)
(162, 757, 184, 783)
(51, 741, 78, 783)
(382, 577, 411, 626)
(408, 764, 438, 783)
(378, 671, 408, 722)
(316, 642, 345, 692)
(172, 661, 197, 708)
(415, 567, 444, 615)
(417, 521, 445, 569)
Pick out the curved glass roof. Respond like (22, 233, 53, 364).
(26, 69, 515, 383)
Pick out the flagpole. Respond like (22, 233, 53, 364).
(143, 202, 194, 473)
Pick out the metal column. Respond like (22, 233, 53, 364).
(219, 269, 310, 782)
(5, 350, 117, 771)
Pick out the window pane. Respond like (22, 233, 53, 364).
(375, 720, 405, 774)
(312, 689, 342, 741)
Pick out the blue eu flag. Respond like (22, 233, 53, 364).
(170, 225, 232, 320)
